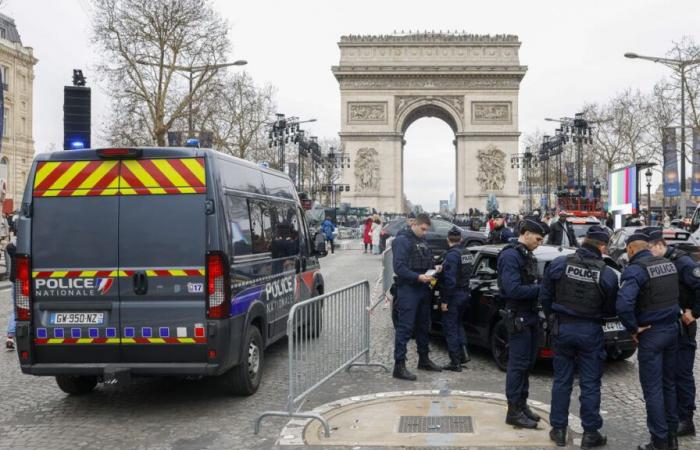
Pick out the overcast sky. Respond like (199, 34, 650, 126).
(4, 0, 700, 211)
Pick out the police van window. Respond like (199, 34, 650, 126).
(249, 200, 272, 254)
(269, 202, 300, 258)
(226, 195, 253, 256)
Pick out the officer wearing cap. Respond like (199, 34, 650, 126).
(646, 227, 700, 438)
(540, 226, 618, 447)
(392, 213, 442, 381)
(497, 216, 550, 429)
(439, 227, 472, 371)
(487, 210, 515, 244)
(616, 228, 680, 450)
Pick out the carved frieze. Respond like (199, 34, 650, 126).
(476, 145, 506, 192)
(395, 95, 464, 117)
(354, 148, 380, 193)
(347, 102, 387, 123)
(339, 76, 521, 90)
(472, 102, 512, 124)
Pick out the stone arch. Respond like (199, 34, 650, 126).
(395, 97, 462, 135)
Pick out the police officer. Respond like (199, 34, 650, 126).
(646, 227, 700, 438)
(498, 216, 549, 429)
(487, 211, 515, 244)
(392, 213, 442, 380)
(540, 226, 618, 447)
(439, 227, 472, 371)
(616, 229, 680, 450)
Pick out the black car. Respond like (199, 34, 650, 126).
(608, 226, 700, 267)
(414, 244, 635, 371)
(378, 218, 487, 254)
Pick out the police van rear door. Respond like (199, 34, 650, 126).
(117, 157, 208, 363)
(31, 159, 122, 363)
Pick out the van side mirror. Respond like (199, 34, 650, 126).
(313, 232, 327, 258)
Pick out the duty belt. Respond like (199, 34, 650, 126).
(557, 313, 602, 325)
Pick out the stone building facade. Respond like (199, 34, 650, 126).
(0, 13, 37, 212)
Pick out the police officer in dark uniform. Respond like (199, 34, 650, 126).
(439, 227, 472, 371)
(497, 216, 549, 429)
(488, 210, 515, 244)
(616, 229, 680, 450)
(392, 213, 442, 381)
(540, 226, 618, 447)
(646, 227, 700, 438)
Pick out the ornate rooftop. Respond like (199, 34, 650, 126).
(339, 32, 520, 44)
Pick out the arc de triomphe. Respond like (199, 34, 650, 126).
(332, 33, 527, 213)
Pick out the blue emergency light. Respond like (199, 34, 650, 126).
(185, 138, 199, 148)
(69, 140, 86, 150)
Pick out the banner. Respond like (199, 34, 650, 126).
(693, 128, 700, 196)
(565, 162, 575, 189)
(608, 165, 638, 214)
(663, 127, 680, 197)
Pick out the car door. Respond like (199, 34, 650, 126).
(466, 253, 500, 345)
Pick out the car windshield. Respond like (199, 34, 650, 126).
(571, 223, 597, 238)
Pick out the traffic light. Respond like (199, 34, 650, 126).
(64, 85, 91, 150)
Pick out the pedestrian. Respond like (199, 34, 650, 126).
(548, 211, 577, 247)
(371, 217, 382, 255)
(498, 217, 549, 429)
(391, 213, 442, 380)
(616, 228, 680, 450)
(540, 226, 618, 447)
(487, 210, 514, 244)
(321, 215, 336, 255)
(646, 227, 699, 438)
(439, 227, 471, 371)
(5, 236, 16, 350)
(362, 217, 373, 253)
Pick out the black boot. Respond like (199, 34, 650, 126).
(549, 427, 566, 446)
(505, 404, 538, 429)
(392, 360, 417, 381)
(667, 431, 678, 450)
(442, 355, 462, 372)
(521, 401, 541, 422)
(581, 430, 607, 449)
(460, 345, 471, 364)
(417, 354, 442, 372)
(677, 419, 696, 436)
(638, 436, 669, 450)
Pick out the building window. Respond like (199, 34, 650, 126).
(3, 108, 8, 137)
(21, 117, 26, 136)
(1, 66, 7, 90)
(0, 28, 5, 39)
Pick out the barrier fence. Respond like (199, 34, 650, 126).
(254, 280, 388, 437)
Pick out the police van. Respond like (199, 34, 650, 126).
(13, 147, 326, 395)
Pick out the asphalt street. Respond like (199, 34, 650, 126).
(0, 243, 699, 449)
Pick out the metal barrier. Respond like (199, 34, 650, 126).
(254, 280, 388, 437)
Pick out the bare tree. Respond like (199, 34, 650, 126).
(92, 0, 230, 146)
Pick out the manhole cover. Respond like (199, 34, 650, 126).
(398, 416, 474, 434)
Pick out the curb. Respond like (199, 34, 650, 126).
(278, 389, 583, 446)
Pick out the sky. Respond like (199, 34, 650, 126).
(4, 0, 700, 211)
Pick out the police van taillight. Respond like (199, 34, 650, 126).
(15, 256, 31, 321)
(206, 253, 229, 319)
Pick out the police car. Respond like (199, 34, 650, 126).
(609, 226, 700, 268)
(428, 244, 636, 371)
(13, 147, 326, 395)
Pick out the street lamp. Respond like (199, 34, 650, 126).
(645, 168, 653, 214)
(625, 51, 700, 216)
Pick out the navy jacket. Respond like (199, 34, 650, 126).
(392, 228, 432, 284)
(440, 246, 469, 304)
(616, 249, 680, 332)
(488, 226, 514, 244)
(666, 246, 700, 318)
(497, 244, 540, 303)
(540, 244, 618, 319)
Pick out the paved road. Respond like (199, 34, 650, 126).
(1, 243, 699, 449)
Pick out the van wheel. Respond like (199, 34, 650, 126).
(55, 375, 97, 395)
(222, 325, 263, 396)
(490, 320, 509, 372)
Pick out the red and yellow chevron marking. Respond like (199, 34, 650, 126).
(120, 158, 205, 195)
(32, 158, 206, 197)
(32, 268, 205, 278)
(34, 337, 206, 345)
(33, 160, 120, 197)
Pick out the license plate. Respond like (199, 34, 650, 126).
(603, 320, 625, 332)
(50, 312, 104, 325)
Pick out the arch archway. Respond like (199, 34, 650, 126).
(333, 33, 526, 213)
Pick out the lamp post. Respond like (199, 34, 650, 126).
(267, 115, 317, 178)
(645, 168, 653, 215)
(510, 147, 537, 212)
(625, 52, 700, 216)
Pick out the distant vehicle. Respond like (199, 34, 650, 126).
(378, 218, 487, 254)
(389, 244, 635, 371)
(609, 226, 700, 267)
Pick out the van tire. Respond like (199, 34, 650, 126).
(222, 325, 263, 396)
(55, 375, 97, 395)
